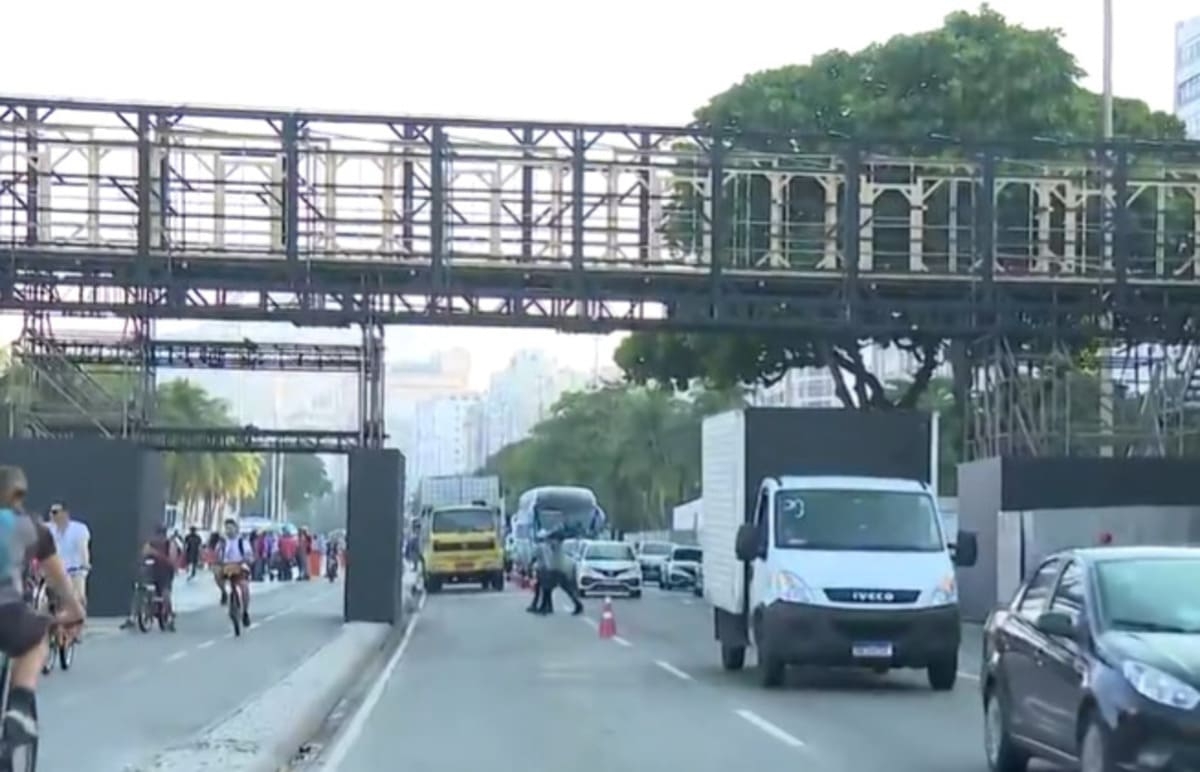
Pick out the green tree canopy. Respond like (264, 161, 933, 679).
(481, 384, 742, 532)
(248, 454, 333, 519)
(616, 5, 1185, 408)
(156, 378, 262, 528)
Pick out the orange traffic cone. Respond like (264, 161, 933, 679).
(598, 596, 617, 639)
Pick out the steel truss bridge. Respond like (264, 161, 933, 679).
(4, 96, 1200, 456)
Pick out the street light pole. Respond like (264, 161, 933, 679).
(1099, 0, 1116, 457)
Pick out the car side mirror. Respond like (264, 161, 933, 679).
(1036, 611, 1076, 638)
(735, 523, 763, 562)
(953, 530, 978, 567)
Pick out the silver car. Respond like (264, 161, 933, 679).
(661, 545, 702, 590)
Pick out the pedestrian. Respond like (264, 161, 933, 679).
(184, 526, 202, 580)
(526, 530, 552, 615)
(543, 531, 583, 616)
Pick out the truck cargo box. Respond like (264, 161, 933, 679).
(700, 408, 934, 615)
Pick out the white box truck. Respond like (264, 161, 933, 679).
(700, 407, 977, 691)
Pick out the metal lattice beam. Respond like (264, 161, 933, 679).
(28, 425, 364, 453)
(21, 334, 365, 371)
(1, 95, 1199, 338)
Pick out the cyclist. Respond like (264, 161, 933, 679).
(215, 519, 252, 629)
(0, 466, 85, 749)
(140, 525, 177, 631)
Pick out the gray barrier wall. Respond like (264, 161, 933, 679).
(344, 448, 405, 625)
(956, 456, 1200, 622)
(0, 438, 163, 617)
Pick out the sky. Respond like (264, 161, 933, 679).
(1, 0, 1195, 388)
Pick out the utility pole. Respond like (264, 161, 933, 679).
(1098, 0, 1116, 458)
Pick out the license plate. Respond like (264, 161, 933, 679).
(851, 642, 893, 658)
(455, 562, 473, 570)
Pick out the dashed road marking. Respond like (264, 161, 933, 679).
(120, 667, 147, 683)
(196, 639, 216, 650)
(164, 650, 188, 663)
(958, 670, 980, 681)
(735, 709, 806, 748)
(654, 660, 694, 681)
(612, 636, 632, 647)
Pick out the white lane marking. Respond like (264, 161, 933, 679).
(164, 650, 188, 664)
(196, 639, 216, 650)
(735, 709, 806, 748)
(654, 660, 694, 681)
(579, 616, 598, 630)
(318, 591, 426, 771)
(612, 636, 632, 647)
(958, 670, 980, 681)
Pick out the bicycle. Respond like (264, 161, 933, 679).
(133, 559, 174, 633)
(221, 564, 249, 637)
(0, 616, 78, 772)
(22, 570, 72, 676)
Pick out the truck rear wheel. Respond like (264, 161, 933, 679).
(720, 643, 746, 671)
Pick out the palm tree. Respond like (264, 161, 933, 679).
(156, 379, 262, 529)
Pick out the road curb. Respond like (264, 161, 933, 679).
(130, 621, 392, 772)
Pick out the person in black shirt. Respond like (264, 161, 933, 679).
(183, 526, 202, 580)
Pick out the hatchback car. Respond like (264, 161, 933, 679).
(981, 546, 1200, 772)
(575, 540, 642, 598)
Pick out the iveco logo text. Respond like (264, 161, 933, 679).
(851, 591, 895, 602)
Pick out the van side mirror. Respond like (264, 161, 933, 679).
(954, 530, 978, 567)
(735, 523, 762, 562)
(1036, 611, 1076, 638)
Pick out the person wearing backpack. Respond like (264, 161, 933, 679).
(215, 518, 252, 629)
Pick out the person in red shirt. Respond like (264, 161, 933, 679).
(278, 531, 298, 581)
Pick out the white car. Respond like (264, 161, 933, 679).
(575, 541, 642, 598)
(635, 541, 673, 582)
(661, 545, 702, 590)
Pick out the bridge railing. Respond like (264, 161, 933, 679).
(2, 97, 1200, 285)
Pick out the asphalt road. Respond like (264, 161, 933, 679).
(36, 577, 344, 772)
(317, 585, 1070, 772)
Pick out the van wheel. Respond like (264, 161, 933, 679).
(927, 653, 958, 691)
(758, 649, 785, 688)
(720, 643, 745, 671)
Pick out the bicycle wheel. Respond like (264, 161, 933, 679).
(136, 589, 153, 633)
(0, 656, 36, 772)
(228, 586, 242, 637)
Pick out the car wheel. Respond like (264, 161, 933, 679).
(927, 653, 958, 691)
(983, 687, 1029, 772)
(630, 590, 642, 599)
(1079, 715, 1117, 772)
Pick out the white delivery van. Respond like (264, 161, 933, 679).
(700, 408, 978, 691)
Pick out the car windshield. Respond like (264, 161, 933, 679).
(1096, 558, 1200, 634)
(431, 507, 494, 533)
(640, 543, 671, 555)
(585, 543, 634, 561)
(774, 489, 943, 551)
(672, 548, 701, 562)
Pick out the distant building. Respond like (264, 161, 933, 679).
(1176, 17, 1200, 138)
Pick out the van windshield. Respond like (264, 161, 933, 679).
(774, 489, 943, 552)
(431, 507, 495, 533)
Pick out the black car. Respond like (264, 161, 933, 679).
(981, 546, 1200, 772)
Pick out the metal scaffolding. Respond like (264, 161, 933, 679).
(968, 338, 1200, 458)
(10, 317, 386, 453)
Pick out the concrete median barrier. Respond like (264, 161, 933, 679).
(130, 621, 391, 772)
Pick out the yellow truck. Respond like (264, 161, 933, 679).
(417, 475, 505, 592)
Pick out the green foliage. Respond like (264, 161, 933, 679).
(156, 379, 262, 526)
(618, 5, 1185, 406)
(480, 385, 743, 532)
(247, 454, 333, 518)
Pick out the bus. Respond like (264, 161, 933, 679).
(510, 486, 605, 576)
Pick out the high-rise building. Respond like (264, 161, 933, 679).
(1176, 17, 1200, 138)
(411, 393, 482, 482)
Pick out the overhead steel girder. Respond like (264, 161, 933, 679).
(21, 335, 366, 372)
(0, 251, 1186, 341)
(136, 427, 363, 454)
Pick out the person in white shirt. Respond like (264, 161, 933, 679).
(216, 519, 252, 628)
(48, 504, 90, 608)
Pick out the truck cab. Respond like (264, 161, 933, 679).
(421, 504, 506, 592)
(728, 475, 977, 689)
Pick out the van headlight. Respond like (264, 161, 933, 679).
(930, 574, 957, 606)
(1123, 661, 1200, 710)
(771, 571, 815, 604)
